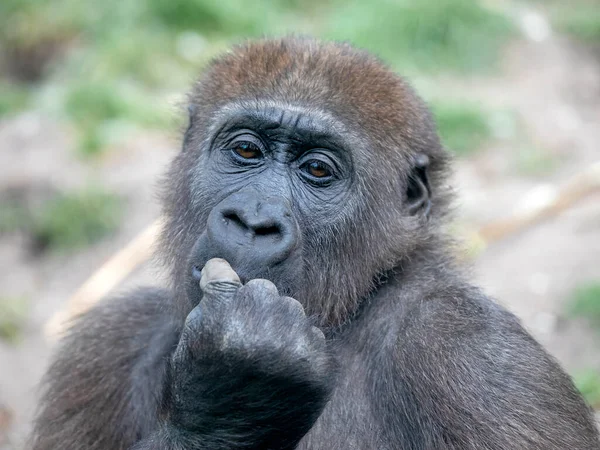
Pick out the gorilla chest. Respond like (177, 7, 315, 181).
(299, 390, 388, 449)
(298, 348, 391, 450)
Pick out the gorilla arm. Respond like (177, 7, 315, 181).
(378, 288, 599, 449)
(31, 288, 180, 450)
(32, 260, 332, 450)
(132, 259, 332, 450)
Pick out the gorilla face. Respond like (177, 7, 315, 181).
(184, 103, 357, 312)
(160, 39, 447, 326)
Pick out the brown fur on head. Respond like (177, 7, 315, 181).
(160, 36, 451, 327)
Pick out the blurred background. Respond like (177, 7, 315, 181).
(1, 0, 599, 447)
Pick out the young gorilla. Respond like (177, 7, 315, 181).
(32, 38, 599, 450)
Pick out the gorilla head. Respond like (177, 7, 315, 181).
(160, 38, 450, 327)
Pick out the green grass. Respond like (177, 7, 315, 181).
(567, 281, 600, 328)
(147, 0, 277, 35)
(0, 296, 29, 344)
(432, 102, 490, 156)
(0, 186, 122, 251)
(1, 0, 189, 152)
(565, 282, 600, 408)
(0, 83, 30, 117)
(514, 145, 558, 176)
(573, 369, 600, 409)
(559, 9, 600, 43)
(0, 200, 29, 233)
(1, 0, 516, 85)
(64, 81, 173, 155)
(540, 1, 600, 43)
(144, 0, 326, 37)
(0, 0, 83, 81)
(66, 82, 132, 126)
(31, 187, 123, 251)
(325, 0, 514, 74)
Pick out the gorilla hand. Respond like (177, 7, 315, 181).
(167, 258, 333, 449)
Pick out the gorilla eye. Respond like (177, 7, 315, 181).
(302, 160, 333, 180)
(232, 141, 262, 160)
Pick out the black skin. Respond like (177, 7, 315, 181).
(31, 38, 599, 450)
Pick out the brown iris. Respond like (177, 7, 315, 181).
(306, 161, 331, 178)
(234, 142, 261, 159)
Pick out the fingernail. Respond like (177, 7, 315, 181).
(199, 258, 241, 291)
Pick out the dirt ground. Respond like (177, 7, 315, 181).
(1, 13, 600, 450)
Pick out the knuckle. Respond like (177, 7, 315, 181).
(182, 305, 204, 334)
(310, 325, 326, 343)
(281, 296, 306, 317)
(243, 278, 279, 296)
(201, 280, 240, 299)
(185, 305, 203, 324)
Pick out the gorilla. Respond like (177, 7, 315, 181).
(31, 37, 599, 450)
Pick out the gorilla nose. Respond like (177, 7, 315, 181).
(204, 191, 298, 269)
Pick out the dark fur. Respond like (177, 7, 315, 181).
(31, 37, 599, 450)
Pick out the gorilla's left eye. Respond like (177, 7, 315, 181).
(302, 160, 333, 180)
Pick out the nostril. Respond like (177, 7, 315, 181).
(254, 225, 281, 237)
(223, 212, 248, 231)
(222, 210, 282, 237)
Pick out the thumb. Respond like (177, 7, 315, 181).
(200, 258, 242, 301)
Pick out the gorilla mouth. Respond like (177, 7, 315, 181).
(192, 258, 267, 285)
(191, 257, 294, 296)
(191, 264, 203, 282)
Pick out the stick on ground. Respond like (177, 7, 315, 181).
(44, 220, 162, 340)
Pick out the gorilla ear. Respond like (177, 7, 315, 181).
(182, 104, 197, 151)
(406, 153, 431, 217)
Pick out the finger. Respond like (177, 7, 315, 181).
(200, 258, 242, 299)
(245, 278, 280, 297)
(173, 306, 203, 364)
(310, 325, 326, 342)
(281, 295, 306, 318)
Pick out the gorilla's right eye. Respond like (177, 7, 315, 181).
(231, 141, 262, 160)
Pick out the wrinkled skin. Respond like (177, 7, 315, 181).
(31, 38, 600, 450)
